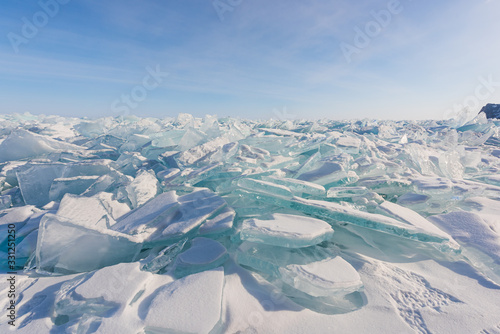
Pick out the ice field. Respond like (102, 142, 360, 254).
(1, 112, 500, 333)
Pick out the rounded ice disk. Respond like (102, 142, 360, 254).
(174, 237, 228, 277)
(279, 257, 363, 297)
(177, 237, 227, 265)
(240, 213, 334, 248)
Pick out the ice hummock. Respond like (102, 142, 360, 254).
(2, 112, 500, 333)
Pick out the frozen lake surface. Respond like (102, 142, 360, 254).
(1, 112, 500, 333)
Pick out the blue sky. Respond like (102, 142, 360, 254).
(1, 0, 499, 120)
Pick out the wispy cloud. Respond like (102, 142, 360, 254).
(1, 0, 499, 119)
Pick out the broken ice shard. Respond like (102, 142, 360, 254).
(36, 213, 141, 274)
(0, 195, 12, 209)
(0, 205, 40, 246)
(376, 201, 454, 242)
(236, 241, 333, 277)
(289, 197, 455, 245)
(262, 175, 326, 197)
(16, 163, 65, 207)
(126, 169, 159, 209)
(159, 188, 227, 240)
(197, 206, 235, 236)
(48, 175, 100, 202)
(279, 257, 363, 297)
(296, 161, 347, 186)
(237, 177, 294, 199)
(112, 191, 179, 239)
(141, 238, 187, 273)
(327, 186, 367, 198)
(56, 193, 128, 228)
(113, 188, 227, 244)
(0, 129, 82, 162)
(240, 213, 334, 248)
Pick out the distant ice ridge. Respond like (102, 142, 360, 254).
(1, 112, 500, 333)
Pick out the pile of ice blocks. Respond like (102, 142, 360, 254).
(1, 112, 500, 333)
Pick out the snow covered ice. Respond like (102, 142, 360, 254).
(1, 113, 500, 333)
(239, 213, 334, 248)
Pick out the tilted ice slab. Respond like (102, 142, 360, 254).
(376, 201, 454, 242)
(16, 163, 66, 207)
(279, 257, 363, 297)
(82, 169, 132, 197)
(0, 129, 83, 162)
(296, 161, 347, 186)
(56, 193, 128, 228)
(36, 213, 141, 274)
(126, 169, 159, 209)
(336, 135, 361, 149)
(144, 267, 224, 334)
(48, 175, 100, 202)
(197, 205, 235, 236)
(0, 205, 39, 234)
(174, 237, 228, 277)
(237, 189, 456, 246)
(16, 229, 38, 260)
(240, 213, 334, 248)
(327, 186, 367, 198)
(0, 195, 11, 210)
(112, 191, 179, 239)
(142, 238, 187, 273)
(291, 197, 455, 243)
(159, 188, 227, 240)
(112, 188, 227, 243)
(262, 175, 326, 197)
(61, 159, 115, 178)
(176, 135, 232, 166)
(237, 177, 294, 199)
